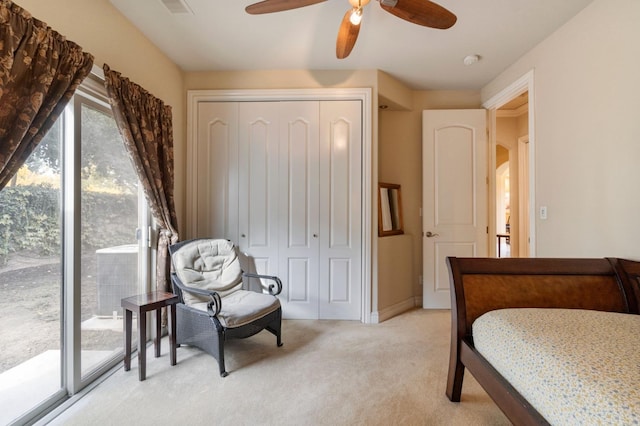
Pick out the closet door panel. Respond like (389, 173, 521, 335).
(195, 102, 239, 240)
(319, 100, 362, 320)
(278, 101, 320, 319)
(328, 258, 351, 302)
(238, 102, 280, 281)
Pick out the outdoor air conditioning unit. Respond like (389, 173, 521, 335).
(96, 244, 139, 317)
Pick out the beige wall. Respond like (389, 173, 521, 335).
(482, 0, 640, 258)
(377, 90, 481, 313)
(378, 70, 412, 111)
(18, 0, 188, 233)
(496, 145, 509, 167)
(185, 70, 378, 92)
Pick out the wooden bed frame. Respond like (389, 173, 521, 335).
(445, 257, 640, 425)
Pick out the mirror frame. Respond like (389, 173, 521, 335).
(378, 182, 404, 237)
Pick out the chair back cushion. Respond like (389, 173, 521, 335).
(172, 239, 243, 305)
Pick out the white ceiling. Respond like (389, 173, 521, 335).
(110, 0, 594, 90)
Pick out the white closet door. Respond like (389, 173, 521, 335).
(278, 101, 320, 319)
(319, 101, 362, 320)
(195, 102, 239, 240)
(194, 99, 363, 320)
(237, 102, 281, 282)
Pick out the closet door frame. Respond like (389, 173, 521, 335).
(187, 88, 373, 323)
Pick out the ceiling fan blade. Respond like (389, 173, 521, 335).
(336, 9, 361, 59)
(245, 0, 327, 14)
(379, 0, 456, 29)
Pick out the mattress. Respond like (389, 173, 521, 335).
(473, 308, 640, 425)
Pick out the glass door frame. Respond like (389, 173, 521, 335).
(62, 77, 153, 395)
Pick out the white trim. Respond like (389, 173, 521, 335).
(487, 108, 497, 257)
(518, 135, 530, 257)
(90, 63, 105, 80)
(483, 70, 536, 257)
(187, 88, 373, 323)
(483, 70, 533, 110)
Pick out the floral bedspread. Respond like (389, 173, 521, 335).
(473, 308, 640, 425)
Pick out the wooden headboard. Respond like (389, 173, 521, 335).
(447, 257, 638, 338)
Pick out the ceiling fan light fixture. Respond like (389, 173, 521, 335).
(349, 7, 362, 25)
(247, 0, 456, 58)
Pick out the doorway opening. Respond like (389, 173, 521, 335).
(485, 69, 535, 258)
(495, 91, 529, 257)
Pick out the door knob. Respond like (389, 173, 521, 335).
(425, 231, 439, 238)
(313, 234, 318, 238)
(241, 233, 246, 238)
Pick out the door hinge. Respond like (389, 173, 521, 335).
(486, 226, 489, 234)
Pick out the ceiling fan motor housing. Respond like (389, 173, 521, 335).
(379, 0, 398, 7)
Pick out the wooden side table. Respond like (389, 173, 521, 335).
(121, 291, 179, 381)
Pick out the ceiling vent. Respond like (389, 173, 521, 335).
(161, 0, 193, 14)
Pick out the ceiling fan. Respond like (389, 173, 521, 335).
(245, 0, 457, 59)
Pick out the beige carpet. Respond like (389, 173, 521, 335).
(46, 309, 510, 425)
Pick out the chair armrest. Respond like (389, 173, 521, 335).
(171, 273, 222, 317)
(243, 272, 283, 296)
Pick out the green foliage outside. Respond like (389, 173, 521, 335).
(0, 185, 59, 264)
(0, 184, 137, 266)
(0, 103, 140, 266)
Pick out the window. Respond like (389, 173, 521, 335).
(0, 69, 153, 424)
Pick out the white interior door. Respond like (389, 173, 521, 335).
(318, 100, 362, 320)
(278, 101, 321, 319)
(422, 109, 488, 309)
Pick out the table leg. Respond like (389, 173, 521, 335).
(169, 305, 177, 366)
(155, 308, 161, 358)
(124, 309, 132, 371)
(138, 310, 146, 381)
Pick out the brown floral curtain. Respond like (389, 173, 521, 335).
(102, 64, 179, 294)
(0, 0, 94, 190)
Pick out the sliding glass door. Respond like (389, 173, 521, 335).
(0, 72, 153, 425)
(0, 120, 63, 425)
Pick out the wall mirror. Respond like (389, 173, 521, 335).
(378, 183, 404, 236)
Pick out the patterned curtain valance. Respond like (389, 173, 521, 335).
(0, 0, 94, 190)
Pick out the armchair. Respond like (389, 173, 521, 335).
(169, 238, 283, 377)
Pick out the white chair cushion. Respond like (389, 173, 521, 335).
(173, 239, 242, 305)
(190, 290, 281, 328)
